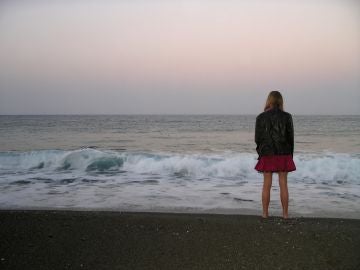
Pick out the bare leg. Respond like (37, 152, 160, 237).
(278, 171, 289, 219)
(262, 172, 272, 218)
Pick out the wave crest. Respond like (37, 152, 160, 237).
(0, 148, 359, 183)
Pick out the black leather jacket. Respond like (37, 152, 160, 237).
(255, 107, 294, 159)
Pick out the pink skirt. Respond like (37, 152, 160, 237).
(255, 155, 296, 172)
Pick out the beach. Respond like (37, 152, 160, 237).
(1, 115, 359, 269)
(1, 210, 359, 270)
(1, 0, 360, 268)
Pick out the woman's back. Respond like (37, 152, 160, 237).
(255, 107, 294, 158)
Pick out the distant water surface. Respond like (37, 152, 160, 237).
(0, 115, 359, 218)
(0, 115, 359, 153)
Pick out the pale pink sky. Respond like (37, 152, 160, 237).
(0, 0, 359, 114)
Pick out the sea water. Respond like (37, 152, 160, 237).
(0, 115, 359, 218)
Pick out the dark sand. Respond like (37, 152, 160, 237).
(1, 210, 359, 270)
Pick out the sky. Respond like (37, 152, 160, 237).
(0, 0, 359, 115)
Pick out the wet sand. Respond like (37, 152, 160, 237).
(1, 210, 359, 269)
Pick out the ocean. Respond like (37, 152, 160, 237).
(0, 115, 359, 218)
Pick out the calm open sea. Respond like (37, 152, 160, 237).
(0, 115, 359, 218)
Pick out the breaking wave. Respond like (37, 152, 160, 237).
(0, 148, 359, 184)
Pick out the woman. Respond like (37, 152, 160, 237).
(255, 91, 296, 219)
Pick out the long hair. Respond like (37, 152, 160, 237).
(264, 91, 284, 111)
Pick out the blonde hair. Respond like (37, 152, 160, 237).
(264, 91, 284, 111)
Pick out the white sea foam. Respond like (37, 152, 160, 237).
(1, 148, 359, 217)
(0, 148, 359, 183)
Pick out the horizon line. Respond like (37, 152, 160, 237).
(1, 113, 359, 116)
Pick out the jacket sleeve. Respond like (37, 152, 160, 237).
(255, 116, 261, 156)
(287, 114, 294, 156)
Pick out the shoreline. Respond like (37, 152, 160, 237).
(1, 206, 360, 220)
(1, 210, 360, 269)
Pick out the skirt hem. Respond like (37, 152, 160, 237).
(254, 154, 296, 173)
